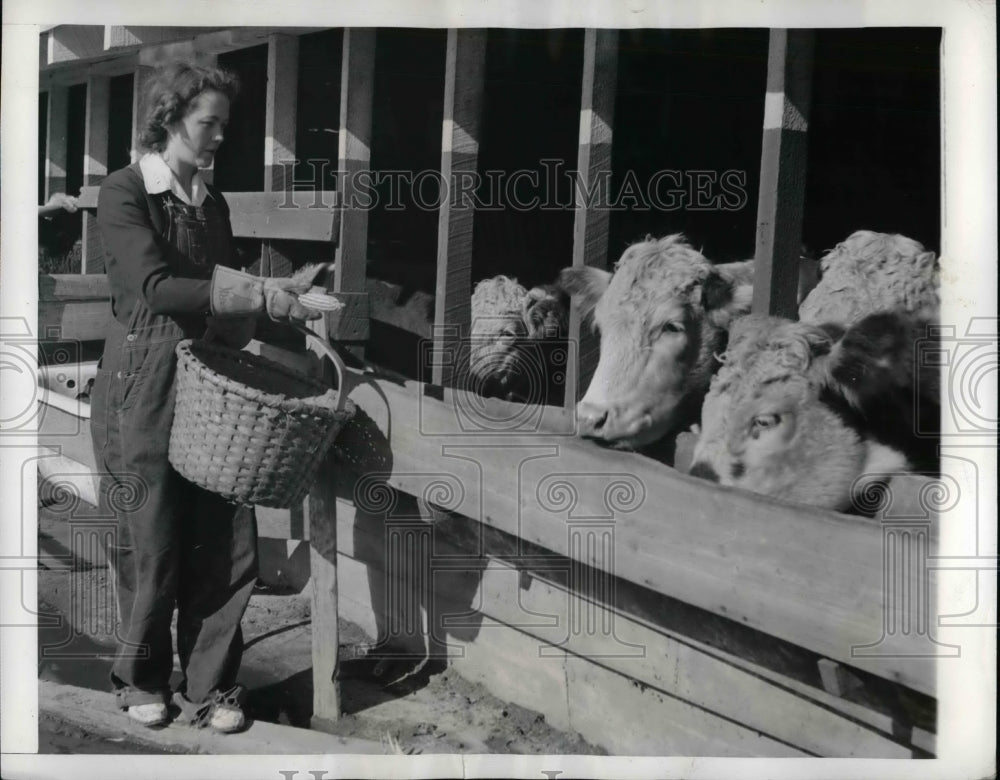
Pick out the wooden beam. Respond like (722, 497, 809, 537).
(130, 65, 155, 163)
(332, 28, 376, 347)
(306, 319, 343, 728)
(565, 28, 618, 408)
(752, 29, 814, 319)
(75, 189, 338, 241)
(432, 28, 486, 388)
(40, 54, 139, 89)
(46, 26, 105, 66)
(136, 28, 316, 69)
(224, 193, 338, 242)
(44, 86, 69, 202)
(265, 34, 299, 193)
(82, 76, 110, 274)
(104, 26, 222, 52)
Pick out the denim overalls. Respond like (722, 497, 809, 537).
(90, 190, 258, 709)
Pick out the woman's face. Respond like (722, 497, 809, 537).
(165, 89, 230, 170)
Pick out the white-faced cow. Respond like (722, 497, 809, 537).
(559, 234, 754, 450)
(688, 311, 940, 512)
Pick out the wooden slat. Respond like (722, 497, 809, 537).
(328, 495, 928, 756)
(331, 28, 375, 347)
(38, 301, 111, 343)
(77, 188, 339, 243)
(45, 86, 69, 201)
(752, 29, 814, 319)
(224, 192, 338, 242)
(333, 370, 939, 697)
(38, 273, 109, 302)
(82, 75, 110, 274)
(432, 28, 486, 388)
(264, 34, 299, 193)
(565, 28, 618, 407)
(130, 65, 154, 164)
(305, 318, 343, 728)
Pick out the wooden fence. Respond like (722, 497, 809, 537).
(37, 24, 943, 756)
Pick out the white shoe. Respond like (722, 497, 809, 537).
(207, 704, 246, 733)
(127, 702, 169, 727)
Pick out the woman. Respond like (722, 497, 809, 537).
(92, 62, 323, 732)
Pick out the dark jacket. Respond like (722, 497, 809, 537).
(96, 163, 237, 328)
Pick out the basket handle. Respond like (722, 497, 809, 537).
(292, 323, 349, 412)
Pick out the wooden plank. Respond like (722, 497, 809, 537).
(305, 318, 343, 727)
(130, 65, 154, 164)
(224, 192, 338, 242)
(332, 28, 375, 350)
(332, 540, 911, 756)
(432, 28, 486, 388)
(38, 273, 109, 302)
(752, 29, 814, 319)
(136, 28, 318, 68)
(333, 370, 939, 696)
(82, 75, 110, 274)
(104, 26, 222, 52)
(46, 26, 105, 66)
(331, 495, 928, 756)
(565, 656, 807, 756)
(37, 301, 112, 343)
(264, 34, 299, 192)
(565, 28, 618, 408)
(76, 189, 339, 242)
(45, 86, 69, 201)
(40, 55, 139, 89)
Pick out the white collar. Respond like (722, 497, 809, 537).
(139, 153, 208, 207)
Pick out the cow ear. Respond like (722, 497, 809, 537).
(558, 267, 611, 323)
(702, 267, 753, 328)
(522, 285, 569, 339)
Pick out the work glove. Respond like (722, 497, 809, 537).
(210, 263, 333, 324)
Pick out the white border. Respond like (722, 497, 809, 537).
(3, 1, 996, 778)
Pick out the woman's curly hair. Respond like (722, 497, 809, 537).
(138, 62, 240, 153)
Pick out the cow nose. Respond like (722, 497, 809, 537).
(577, 401, 609, 438)
(688, 461, 720, 482)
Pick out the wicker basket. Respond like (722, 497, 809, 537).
(168, 326, 355, 508)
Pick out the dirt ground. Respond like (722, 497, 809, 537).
(36, 506, 605, 756)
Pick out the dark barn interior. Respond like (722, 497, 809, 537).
(39, 26, 942, 382)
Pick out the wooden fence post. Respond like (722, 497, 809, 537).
(332, 27, 375, 355)
(565, 28, 618, 408)
(431, 28, 486, 389)
(130, 65, 154, 163)
(752, 29, 814, 319)
(81, 75, 110, 273)
(307, 320, 343, 729)
(44, 86, 70, 201)
(260, 33, 301, 278)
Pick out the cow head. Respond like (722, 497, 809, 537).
(559, 234, 754, 450)
(688, 313, 933, 512)
(468, 276, 569, 404)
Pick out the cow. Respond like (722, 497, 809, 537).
(467, 275, 570, 405)
(687, 311, 940, 512)
(558, 234, 754, 451)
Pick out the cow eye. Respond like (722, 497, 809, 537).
(661, 321, 685, 334)
(752, 414, 781, 430)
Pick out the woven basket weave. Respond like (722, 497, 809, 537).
(168, 330, 355, 508)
